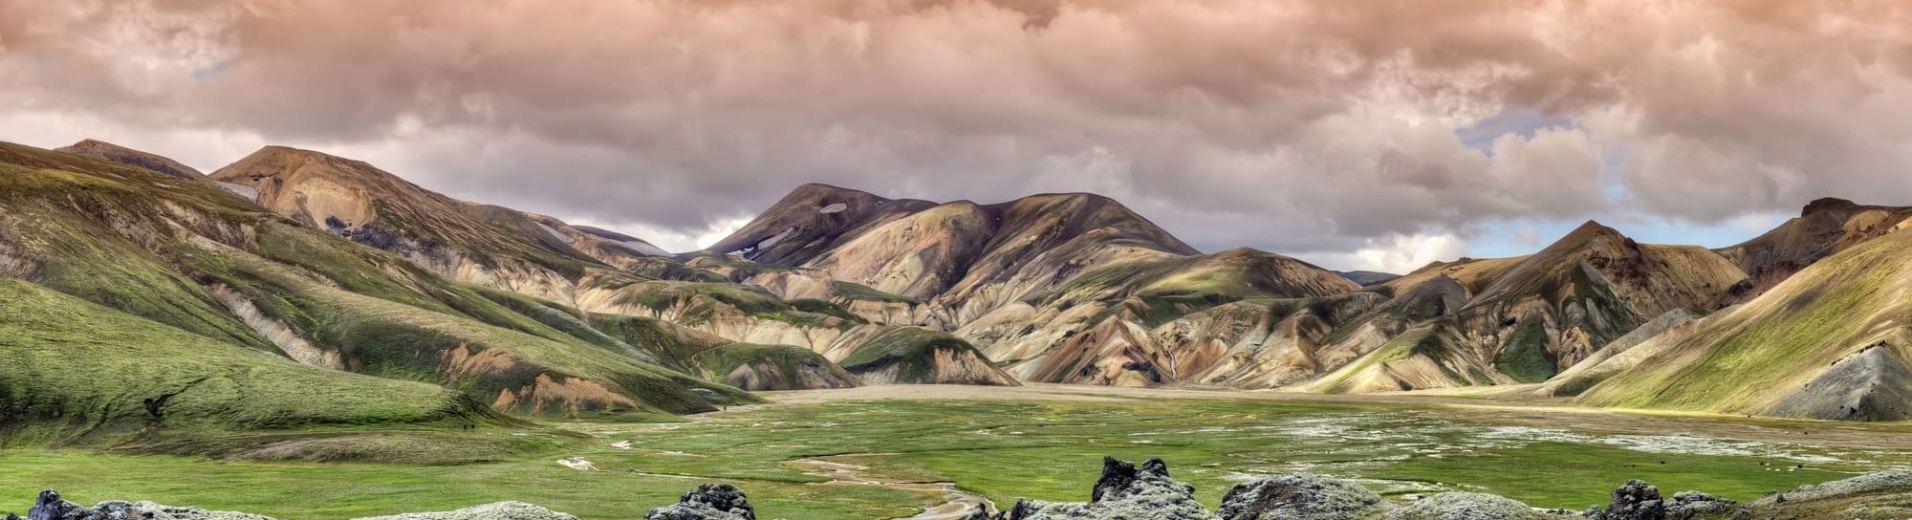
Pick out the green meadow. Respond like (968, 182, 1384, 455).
(5, 396, 1909, 520)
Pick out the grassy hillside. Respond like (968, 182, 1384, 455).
(0, 140, 759, 426)
(1577, 231, 1912, 420)
(194, 246, 750, 417)
(0, 280, 500, 448)
(838, 327, 1018, 385)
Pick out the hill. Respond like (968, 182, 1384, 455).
(1575, 230, 1912, 420)
(0, 141, 754, 436)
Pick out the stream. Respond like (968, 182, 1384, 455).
(787, 456, 995, 520)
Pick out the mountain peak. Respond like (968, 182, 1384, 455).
(212, 145, 404, 189)
(54, 139, 204, 180)
(790, 182, 886, 199)
(1802, 197, 1860, 216)
(1551, 219, 1628, 248)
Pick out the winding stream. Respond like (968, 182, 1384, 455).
(788, 456, 994, 520)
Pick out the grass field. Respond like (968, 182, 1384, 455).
(5, 392, 1910, 520)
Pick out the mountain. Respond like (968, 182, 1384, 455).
(1572, 229, 1912, 420)
(0, 140, 760, 444)
(1713, 197, 1912, 304)
(1337, 270, 1400, 286)
(1299, 222, 1748, 393)
(20, 136, 1912, 422)
(207, 147, 1016, 387)
(702, 184, 1361, 386)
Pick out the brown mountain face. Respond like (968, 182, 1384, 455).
(1714, 197, 1912, 304)
(707, 184, 1361, 387)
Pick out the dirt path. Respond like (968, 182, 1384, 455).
(788, 456, 993, 520)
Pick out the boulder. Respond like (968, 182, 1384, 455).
(1384, 492, 1539, 520)
(1217, 473, 1387, 520)
(646, 484, 757, 520)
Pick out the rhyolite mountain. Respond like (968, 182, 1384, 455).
(205, 145, 1016, 387)
(692, 184, 1366, 385)
(1301, 221, 1749, 393)
(7, 137, 1912, 422)
(1564, 228, 1912, 421)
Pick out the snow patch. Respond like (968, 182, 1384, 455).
(535, 222, 575, 244)
(611, 441, 633, 450)
(819, 203, 848, 214)
(216, 181, 258, 202)
(758, 228, 794, 250)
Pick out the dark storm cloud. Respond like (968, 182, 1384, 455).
(0, 0, 1907, 259)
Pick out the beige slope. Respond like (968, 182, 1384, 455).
(980, 262, 1371, 387)
(801, 201, 997, 300)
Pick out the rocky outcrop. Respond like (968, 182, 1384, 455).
(351, 502, 577, 520)
(1382, 492, 1542, 520)
(1752, 472, 1912, 505)
(997, 457, 1214, 520)
(1586, 480, 1663, 520)
(1583, 480, 1736, 520)
(1216, 473, 1387, 520)
(15, 469, 1912, 520)
(1663, 492, 1734, 519)
(645, 484, 757, 520)
(17, 490, 273, 520)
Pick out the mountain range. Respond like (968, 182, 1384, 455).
(3, 137, 1909, 453)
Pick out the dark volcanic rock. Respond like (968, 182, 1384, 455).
(645, 484, 756, 520)
(1007, 457, 1214, 520)
(1217, 473, 1386, 520)
(1587, 480, 1664, 520)
(13, 490, 274, 520)
(1665, 492, 1733, 519)
(29, 490, 79, 520)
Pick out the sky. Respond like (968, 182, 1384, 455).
(1, 0, 1908, 273)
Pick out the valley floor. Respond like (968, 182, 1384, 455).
(6, 385, 1911, 520)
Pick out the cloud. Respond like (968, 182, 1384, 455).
(1301, 233, 1470, 275)
(0, 0, 1906, 259)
